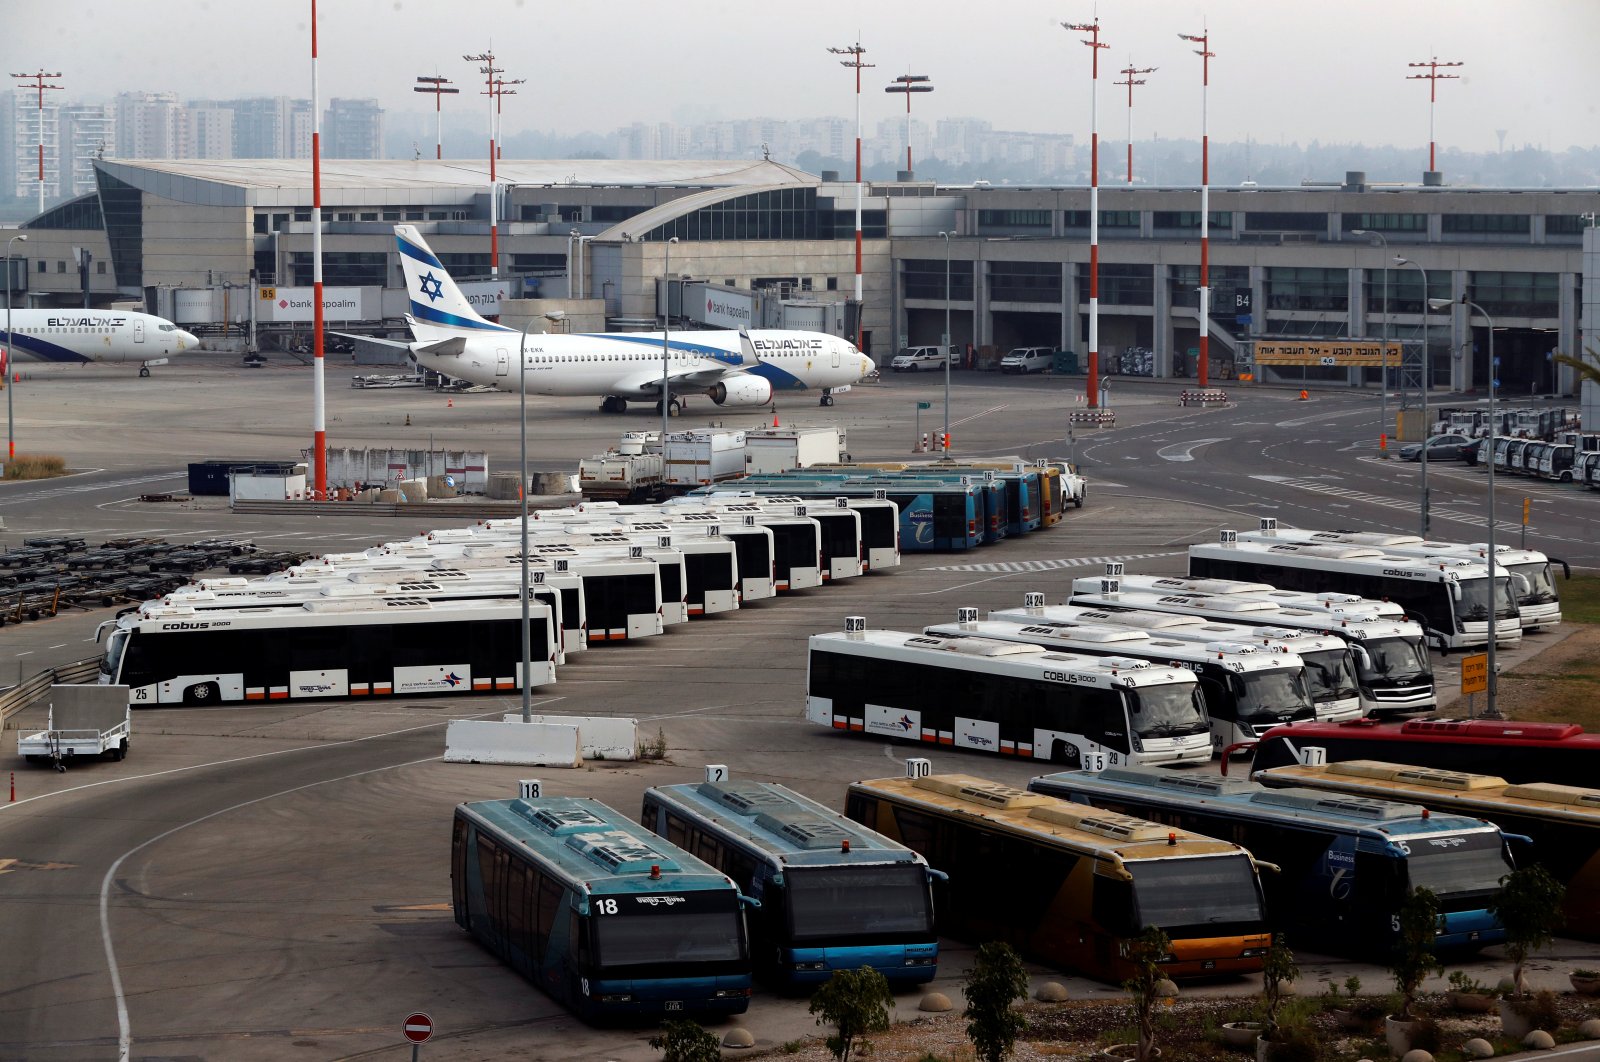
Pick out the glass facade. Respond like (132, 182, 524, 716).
(1265, 266, 1348, 311)
(24, 195, 104, 232)
(1152, 211, 1233, 231)
(1075, 263, 1153, 306)
(1169, 265, 1250, 310)
(1244, 212, 1326, 233)
(990, 261, 1062, 303)
(96, 170, 143, 290)
(903, 258, 975, 301)
(1544, 215, 1587, 237)
(1385, 269, 1451, 314)
(289, 251, 388, 287)
(978, 209, 1051, 232)
(1341, 213, 1427, 234)
(1467, 271, 1559, 318)
(645, 188, 876, 242)
(1063, 210, 1146, 229)
(510, 253, 568, 273)
(1441, 214, 1530, 236)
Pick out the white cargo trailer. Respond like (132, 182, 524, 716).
(663, 429, 747, 488)
(19, 684, 132, 768)
(742, 426, 847, 474)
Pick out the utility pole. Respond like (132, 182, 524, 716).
(1179, 26, 1214, 389)
(1063, 16, 1108, 408)
(464, 50, 502, 275)
(1407, 56, 1463, 173)
(1114, 60, 1155, 184)
(884, 73, 933, 178)
(10, 70, 64, 216)
(828, 42, 873, 353)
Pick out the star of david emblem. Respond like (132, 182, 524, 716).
(418, 271, 444, 302)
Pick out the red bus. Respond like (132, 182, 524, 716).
(1247, 717, 1600, 786)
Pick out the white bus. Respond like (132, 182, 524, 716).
(98, 596, 557, 705)
(1188, 533, 1519, 652)
(1235, 523, 1567, 632)
(671, 499, 852, 585)
(1067, 571, 1436, 717)
(662, 503, 823, 593)
(702, 492, 900, 573)
(939, 610, 1315, 754)
(804, 619, 1212, 770)
(982, 596, 1360, 724)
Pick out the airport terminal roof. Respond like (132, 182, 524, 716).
(96, 157, 819, 208)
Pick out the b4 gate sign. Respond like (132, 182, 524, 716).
(1252, 339, 1403, 367)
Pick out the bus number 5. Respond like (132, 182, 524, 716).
(1088, 752, 1106, 772)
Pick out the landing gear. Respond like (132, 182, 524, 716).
(653, 397, 682, 417)
(600, 396, 628, 413)
(819, 390, 835, 407)
(138, 365, 151, 378)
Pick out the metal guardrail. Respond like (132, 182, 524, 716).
(229, 499, 559, 519)
(0, 657, 102, 726)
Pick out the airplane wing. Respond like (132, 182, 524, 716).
(611, 359, 745, 398)
(329, 331, 411, 351)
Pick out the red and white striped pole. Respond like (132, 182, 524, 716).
(309, 0, 327, 499)
(413, 76, 458, 161)
(465, 51, 501, 275)
(829, 43, 873, 352)
(1115, 60, 1155, 184)
(1064, 17, 1107, 409)
(1180, 28, 1213, 389)
(1407, 56, 1463, 173)
(8, 71, 63, 218)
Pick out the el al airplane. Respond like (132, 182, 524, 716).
(0, 309, 200, 376)
(394, 224, 874, 413)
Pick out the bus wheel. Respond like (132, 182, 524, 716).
(184, 682, 220, 706)
(1051, 739, 1081, 768)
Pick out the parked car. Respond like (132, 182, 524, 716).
(1397, 433, 1469, 462)
(890, 345, 957, 372)
(999, 346, 1054, 374)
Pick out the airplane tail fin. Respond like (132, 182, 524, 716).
(394, 225, 510, 334)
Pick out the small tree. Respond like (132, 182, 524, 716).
(1391, 887, 1443, 1020)
(1120, 926, 1173, 1062)
(1259, 934, 1300, 1039)
(964, 940, 1031, 1062)
(810, 965, 893, 1062)
(1489, 865, 1566, 999)
(648, 1019, 722, 1062)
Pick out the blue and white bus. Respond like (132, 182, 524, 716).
(641, 776, 941, 987)
(452, 795, 754, 1021)
(1028, 766, 1511, 958)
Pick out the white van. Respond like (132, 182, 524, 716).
(890, 345, 956, 372)
(1000, 346, 1053, 374)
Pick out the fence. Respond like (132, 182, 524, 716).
(1, 657, 102, 726)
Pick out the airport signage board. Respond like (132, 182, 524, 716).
(257, 286, 370, 322)
(1252, 339, 1402, 367)
(1460, 652, 1488, 695)
(698, 287, 756, 330)
(456, 280, 508, 315)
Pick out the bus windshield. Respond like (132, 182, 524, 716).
(1455, 577, 1516, 623)
(785, 865, 934, 943)
(100, 628, 128, 681)
(1361, 637, 1430, 684)
(591, 892, 746, 969)
(1403, 832, 1512, 897)
(1301, 649, 1359, 701)
(1126, 685, 1210, 738)
(1230, 669, 1313, 724)
(1129, 855, 1265, 930)
(1508, 562, 1556, 606)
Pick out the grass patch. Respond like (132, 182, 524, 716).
(2, 454, 68, 480)
(1492, 573, 1600, 729)
(1556, 572, 1600, 625)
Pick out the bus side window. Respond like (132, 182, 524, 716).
(1090, 872, 1137, 937)
(536, 874, 562, 965)
(451, 819, 469, 917)
(694, 831, 722, 867)
(505, 860, 534, 968)
(891, 806, 938, 856)
(845, 793, 877, 828)
(663, 810, 690, 849)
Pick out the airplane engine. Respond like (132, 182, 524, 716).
(708, 374, 773, 407)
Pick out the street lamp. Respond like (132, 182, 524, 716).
(1436, 294, 1502, 718)
(1351, 229, 1390, 448)
(938, 231, 952, 456)
(1396, 256, 1431, 535)
(4, 232, 27, 465)
(516, 316, 538, 723)
(661, 236, 679, 444)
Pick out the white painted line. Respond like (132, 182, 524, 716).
(1157, 438, 1225, 462)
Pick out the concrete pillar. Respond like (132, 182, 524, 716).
(974, 255, 990, 349)
(1152, 264, 1174, 377)
(1448, 269, 1468, 393)
(1557, 269, 1578, 396)
(1584, 228, 1600, 428)
(1348, 267, 1366, 387)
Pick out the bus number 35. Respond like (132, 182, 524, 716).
(596, 899, 619, 914)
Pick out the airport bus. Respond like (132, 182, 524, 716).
(805, 620, 1212, 769)
(640, 776, 941, 987)
(452, 795, 753, 1021)
(662, 503, 824, 592)
(1068, 570, 1436, 717)
(846, 771, 1271, 983)
(441, 539, 687, 628)
(1253, 759, 1600, 940)
(969, 607, 1316, 753)
(162, 574, 573, 664)
(625, 514, 777, 603)
(1028, 766, 1510, 957)
(98, 596, 557, 705)
(720, 500, 862, 583)
(1188, 533, 1520, 651)
(1072, 570, 1411, 622)
(265, 563, 590, 657)
(982, 598, 1360, 724)
(1235, 523, 1567, 631)
(1249, 717, 1600, 787)
(689, 487, 901, 572)
(794, 465, 1013, 543)
(733, 475, 985, 551)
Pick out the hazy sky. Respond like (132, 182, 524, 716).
(9, 0, 1600, 153)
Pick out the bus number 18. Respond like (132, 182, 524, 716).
(596, 899, 619, 914)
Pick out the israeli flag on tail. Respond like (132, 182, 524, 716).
(395, 225, 513, 337)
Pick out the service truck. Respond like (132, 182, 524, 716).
(18, 684, 131, 769)
(743, 426, 848, 473)
(577, 451, 665, 502)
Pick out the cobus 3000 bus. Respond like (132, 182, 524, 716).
(1029, 766, 1510, 958)
(847, 771, 1271, 983)
(453, 796, 753, 1021)
(641, 777, 941, 987)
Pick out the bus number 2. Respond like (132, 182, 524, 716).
(596, 899, 618, 914)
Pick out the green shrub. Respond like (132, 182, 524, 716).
(965, 940, 1030, 1062)
(648, 1019, 721, 1062)
(810, 966, 893, 1062)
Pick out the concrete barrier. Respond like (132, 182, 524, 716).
(444, 719, 581, 766)
(502, 713, 639, 760)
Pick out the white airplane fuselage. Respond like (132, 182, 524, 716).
(0, 308, 199, 367)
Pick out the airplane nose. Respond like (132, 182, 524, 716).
(180, 330, 201, 349)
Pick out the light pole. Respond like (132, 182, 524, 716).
(1065, 16, 1108, 408)
(939, 230, 952, 456)
(517, 317, 537, 722)
(1351, 229, 1390, 446)
(828, 42, 873, 352)
(413, 75, 458, 159)
(884, 74, 933, 179)
(1396, 257, 1433, 535)
(661, 236, 679, 443)
(7, 229, 28, 464)
(1439, 295, 1501, 717)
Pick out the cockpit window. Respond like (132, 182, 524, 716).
(159, 324, 177, 332)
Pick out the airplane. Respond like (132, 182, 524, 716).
(0, 308, 200, 376)
(393, 224, 874, 413)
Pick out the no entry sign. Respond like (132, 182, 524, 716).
(403, 1012, 434, 1044)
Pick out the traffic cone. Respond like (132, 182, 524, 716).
(404, 413, 411, 426)
(772, 408, 779, 427)
(447, 397, 454, 408)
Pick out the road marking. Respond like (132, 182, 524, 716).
(1157, 438, 1225, 462)
(925, 551, 1180, 574)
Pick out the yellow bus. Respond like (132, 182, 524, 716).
(1254, 759, 1600, 940)
(845, 771, 1272, 983)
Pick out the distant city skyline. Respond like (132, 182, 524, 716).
(7, 0, 1599, 155)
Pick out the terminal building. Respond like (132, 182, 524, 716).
(2, 156, 1597, 397)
